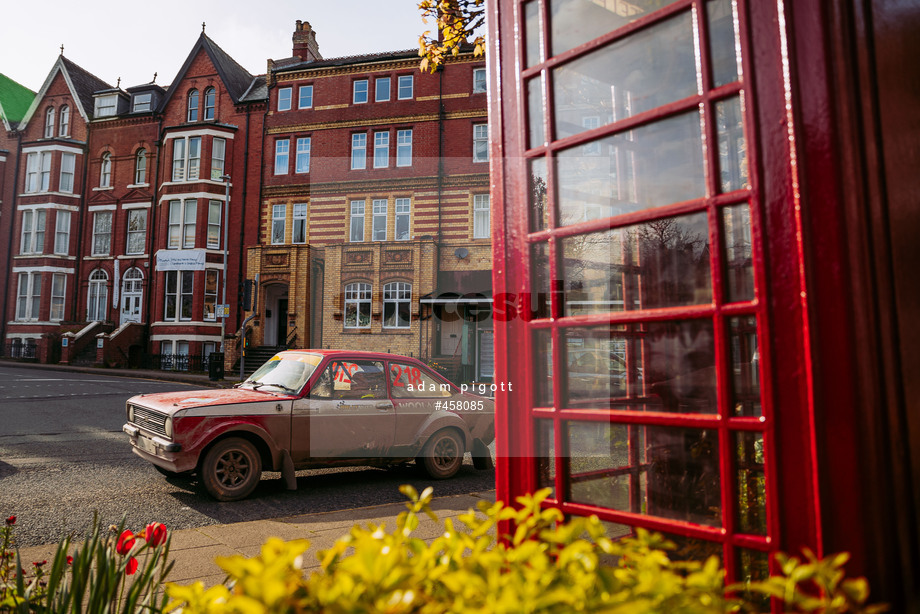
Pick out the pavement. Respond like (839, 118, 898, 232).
(2, 358, 497, 589)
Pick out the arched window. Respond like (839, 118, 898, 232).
(187, 89, 199, 122)
(123, 267, 144, 292)
(344, 282, 372, 329)
(100, 153, 112, 187)
(59, 105, 70, 136)
(87, 269, 108, 322)
(44, 107, 55, 138)
(135, 148, 147, 184)
(383, 282, 412, 328)
(204, 87, 215, 121)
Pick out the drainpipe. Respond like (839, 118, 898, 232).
(72, 140, 89, 322)
(145, 117, 164, 354)
(0, 131, 24, 347)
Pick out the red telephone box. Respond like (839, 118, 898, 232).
(487, 0, 920, 609)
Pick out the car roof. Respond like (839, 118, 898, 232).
(277, 349, 425, 363)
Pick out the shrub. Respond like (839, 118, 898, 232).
(1, 515, 173, 613)
(167, 487, 886, 613)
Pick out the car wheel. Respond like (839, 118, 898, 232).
(199, 438, 262, 501)
(421, 429, 464, 479)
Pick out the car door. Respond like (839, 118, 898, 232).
(387, 360, 454, 451)
(291, 358, 395, 461)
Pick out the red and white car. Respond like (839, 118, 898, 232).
(123, 350, 495, 501)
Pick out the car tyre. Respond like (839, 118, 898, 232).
(199, 437, 262, 501)
(421, 429, 464, 479)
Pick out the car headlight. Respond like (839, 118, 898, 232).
(127, 404, 135, 423)
(164, 416, 173, 439)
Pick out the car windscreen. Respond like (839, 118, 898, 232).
(244, 354, 321, 394)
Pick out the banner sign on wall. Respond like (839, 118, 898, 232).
(155, 249, 207, 271)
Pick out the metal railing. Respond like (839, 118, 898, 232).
(140, 353, 209, 373)
(4, 342, 38, 360)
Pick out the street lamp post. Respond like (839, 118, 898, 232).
(220, 175, 231, 355)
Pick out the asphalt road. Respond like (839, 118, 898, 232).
(0, 363, 495, 547)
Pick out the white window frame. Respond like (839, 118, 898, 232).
(292, 203, 307, 244)
(278, 87, 292, 111)
(133, 92, 152, 113)
(126, 209, 147, 255)
(59, 105, 70, 136)
(134, 149, 146, 184)
(374, 131, 389, 168)
(395, 198, 411, 241)
(396, 129, 412, 167)
(44, 107, 55, 138)
(164, 270, 193, 321)
(271, 204, 286, 244)
(298, 85, 313, 109)
(349, 200, 365, 242)
(39, 151, 51, 191)
(397, 75, 414, 100)
(55, 210, 71, 255)
(20, 209, 46, 254)
(375, 77, 391, 102)
(60, 152, 75, 193)
(204, 269, 218, 321)
(168, 199, 197, 249)
(50, 273, 66, 322)
(203, 87, 215, 120)
(372, 199, 387, 241)
(473, 67, 487, 93)
(25, 153, 39, 192)
(351, 133, 367, 170)
(473, 124, 489, 163)
(95, 95, 117, 117)
(344, 282, 372, 329)
(473, 193, 491, 239)
(87, 269, 108, 321)
(383, 281, 412, 329)
(295, 137, 311, 173)
(274, 139, 289, 175)
(211, 138, 225, 180)
(171, 137, 201, 181)
(187, 89, 199, 122)
(353, 79, 368, 104)
(16, 272, 42, 321)
(91, 211, 112, 256)
(207, 200, 222, 249)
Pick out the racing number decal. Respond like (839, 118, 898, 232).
(334, 362, 360, 383)
(390, 364, 423, 388)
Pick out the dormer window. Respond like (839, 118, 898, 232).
(187, 89, 199, 122)
(95, 95, 117, 117)
(204, 87, 215, 120)
(133, 92, 152, 112)
(59, 105, 70, 136)
(44, 107, 55, 137)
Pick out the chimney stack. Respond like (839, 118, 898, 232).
(293, 20, 322, 61)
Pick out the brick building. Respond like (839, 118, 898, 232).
(0, 22, 490, 379)
(248, 22, 491, 381)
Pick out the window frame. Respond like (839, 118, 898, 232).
(126, 208, 147, 255)
(167, 199, 197, 249)
(278, 86, 292, 111)
(374, 131, 389, 168)
(164, 270, 194, 321)
(397, 75, 414, 100)
(134, 149, 147, 185)
(39, 151, 51, 192)
(59, 105, 70, 136)
(54, 210, 71, 255)
(351, 133, 367, 170)
(473, 193, 490, 239)
(60, 152, 75, 193)
(271, 204, 286, 245)
(372, 198, 387, 241)
(132, 93, 152, 113)
(383, 281, 412, 329)
(349, 200, 365, 242)
(473, 67, 487, 93)
(292, 203, 307, 244)
(211, 138, 226, 180)
(207, 200, 222, 249)
(187, 89, 199, 122)
(95, 95, 117, 117)
(344, 282, 372, 329)
(353, 79, 369, 104)
(473, 123, 489, 163)
(16, 272, 42, 321)
(20, 209, 46, 255)
(204, 269, 219, 321)
(295, 137, 311, 174)
(91, 211, 113, 256)
(376, 77, 391, 102)
(44, 107, 55, 138)
(100, 153, 112, 188)
(395, 198, 411, 241)
(87, 269, 108, 322)
(203, 87, 216, 120)
(396, 129, 412, 167)
(298, 84, 313, 109)
(171, 136, 202, 181)
(274, 139, 290, 175)
(50, 273, 66, 322)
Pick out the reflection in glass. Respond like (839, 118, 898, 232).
(708, 0, 741, 87)
(647, 426, 721, 526)
(553, 11, 697, 140)
(529, 157, 549, 231)
(525, 0, 542, 68)
(536, 419, 556, 496)
(550, 0, 683, 58)
(527, 75, 546, 149)
(531, 242, 552, 319)
(730, 316, 761, 417)
(716, 96, 749, 192)
(567, 421, 645, 514)
(735, 431, 766, 534)
(562, 321, 716, 414)
(737, 549, 771, 611)
(662, 532, 724, 563)
(556, 111, 705, 225)
(535, 329, 554, 406)
(563, 212, 711, 316)
(723, 204, 754, 302)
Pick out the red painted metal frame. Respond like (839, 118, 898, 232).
(489, 0, 826, 590)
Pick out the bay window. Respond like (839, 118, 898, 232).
(164, 270, 194, 321)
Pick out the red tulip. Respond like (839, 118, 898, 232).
(5, 516, 15, 526)
(143, 522, 168, 547)
(115, 529, 135, 555)
(125, 556, 138, 575)
(66, 555, 73, 565)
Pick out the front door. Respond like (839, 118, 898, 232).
(120, 268, 143, 326)
(277, 298, 289, 347)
